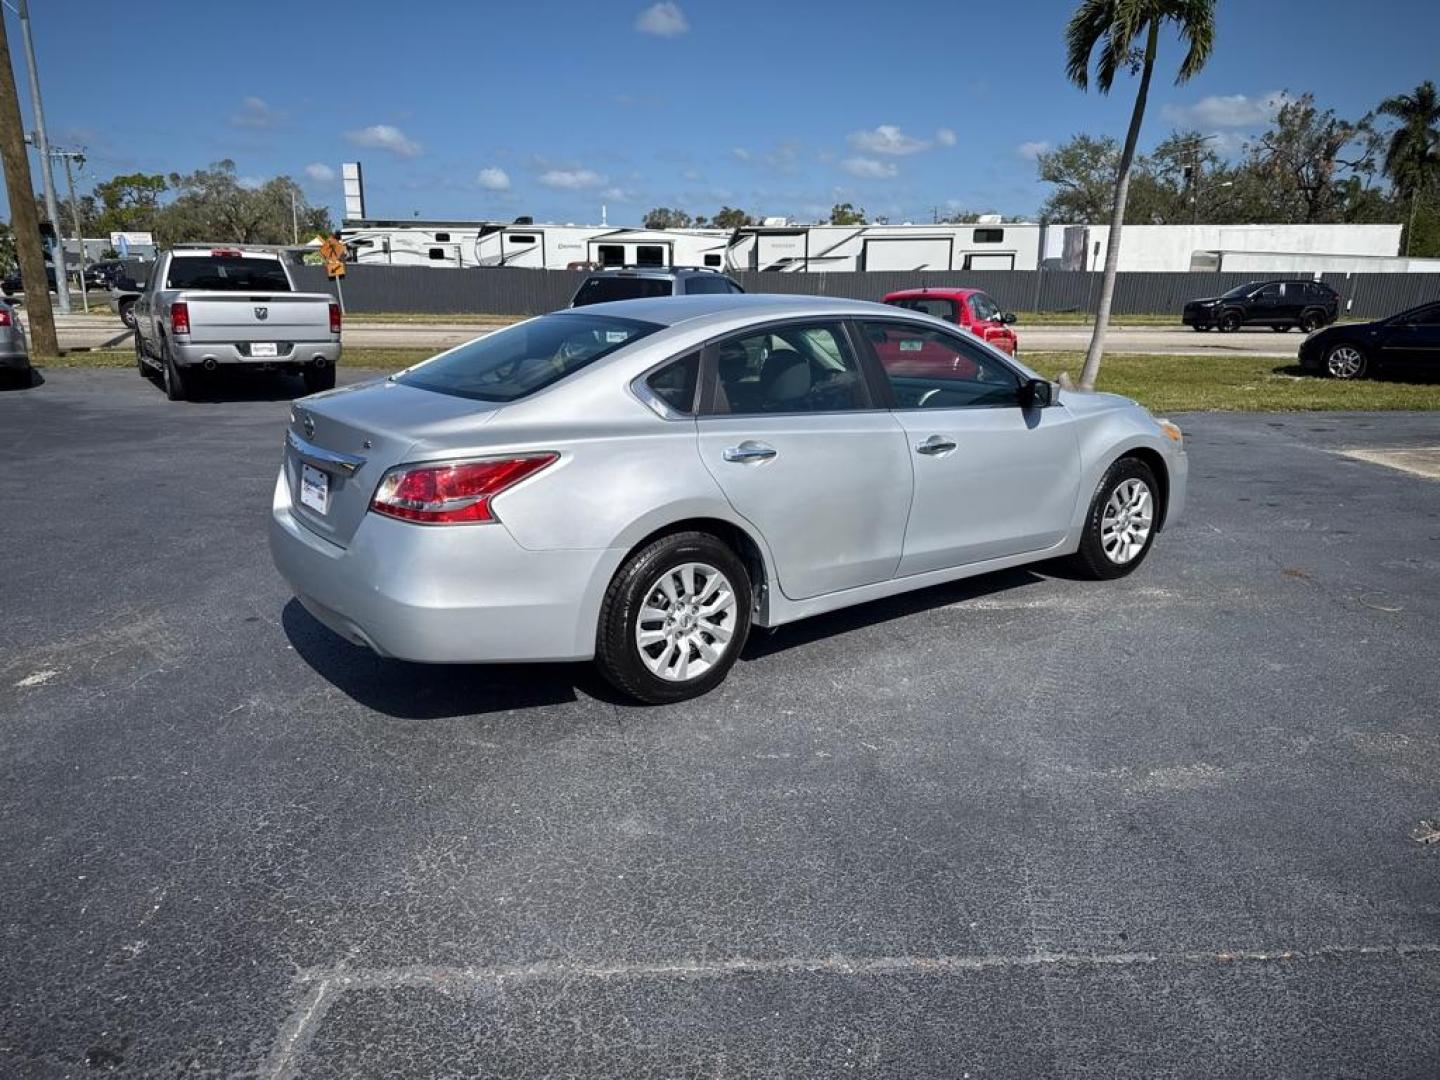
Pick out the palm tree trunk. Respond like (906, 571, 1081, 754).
(1078, 19, 1159, 391)
(1406, 189, 1418, 257)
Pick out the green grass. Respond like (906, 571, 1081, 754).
(1014, 311, 1179, 326)
(1026, 352, 1440, 412)
(40, 348, 1440, 412)
(342, 312, 525, 325)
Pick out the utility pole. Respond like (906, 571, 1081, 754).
(54, 147, 87, 312)
(0, 5, 59, 357)
(15, 0, 67, 313)
(290, 187, 298, 245)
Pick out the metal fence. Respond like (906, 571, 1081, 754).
(291, 264, 1440, 320)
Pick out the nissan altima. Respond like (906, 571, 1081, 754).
(270, 295, 1187, 703)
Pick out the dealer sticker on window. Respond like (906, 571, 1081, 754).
(899, 339, 922, 351)
(300, 464, 329, 514)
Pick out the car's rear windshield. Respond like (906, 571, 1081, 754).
(165, 256, 291, 291)
(395, 313, 662, 402)
(571, 276, 674, 306)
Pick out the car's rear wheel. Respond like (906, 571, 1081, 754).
(1325, 343, 1367, 379)
(1218, 310, 1242, 332)
(1299, 311, 1325, 333)
(1068, 457, 1159, 581)
(160, 337, 188, 401)
(595, 531, 752, 704)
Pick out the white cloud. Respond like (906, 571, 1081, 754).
(238, 175, 264, 190)
(848, 125, 930, 156)
(1017, 140, 1052, 161)
(731, 147, 751, 161)
(841, 156, 898, 180)
(539, 168, 605, 190)
(636, 1, 688, 37)
(345, 124, 422, 157)
(681, 167, 703, 182)
(601, 186, 636, 202)
(935, 127, 957, 147)
(304, 163, 335, 183)
(231, 96, 280, 130)
(1161, 91, 1289, 129)
(476, 166, 511, 190)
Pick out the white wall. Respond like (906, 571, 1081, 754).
(1081, 224, 1403, 272)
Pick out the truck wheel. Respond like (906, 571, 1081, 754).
(119, 300, 137, 329)
(160, 338, 188, 402)
(302, 365, 336, 394)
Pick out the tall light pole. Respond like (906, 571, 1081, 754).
(55, 146, 87, 312)
(15, 0, 68, 313)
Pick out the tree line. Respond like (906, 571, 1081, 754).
(1037, 84, 1440, 257)
(32, 159, 333, 255)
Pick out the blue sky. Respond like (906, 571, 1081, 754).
(8, 0, 1440, 226)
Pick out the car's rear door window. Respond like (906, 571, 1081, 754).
(708, 322, 870, 415)
(859, 320, 1022, 409)
(396, 313, 661, 402)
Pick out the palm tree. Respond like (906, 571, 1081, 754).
(1066, 0, 1216, 390)
(1376, 81, 1440, 256)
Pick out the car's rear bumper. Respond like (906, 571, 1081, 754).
(173, 339, 341, 367)
(0, 349, 30, 370)
(268, 471, 624, 663)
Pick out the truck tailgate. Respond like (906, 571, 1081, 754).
(180, 292, 333, 343)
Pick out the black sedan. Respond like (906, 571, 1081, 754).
(1298, 301, 1440, 379)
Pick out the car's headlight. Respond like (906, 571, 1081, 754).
(1157, 419, 1184, 445)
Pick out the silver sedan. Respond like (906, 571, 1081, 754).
(270, 294, 1187, 702)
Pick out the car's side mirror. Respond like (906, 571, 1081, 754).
(1000, 311, 1017, 324)
(1021, 378, 1054, 408)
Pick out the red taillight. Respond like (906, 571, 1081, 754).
(210, 248, 242, 258)
(329, 302, 341, 335)
(170, 301, 190, 335)
(370, 454, 558, 525)
(0, 308, 10, 327)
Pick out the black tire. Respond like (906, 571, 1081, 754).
(135, 331, 149, 376)
(1067, 457, 1161, 581)
(1191, 324, 1211, 332)
(1324, 342, 1368, 380)
(1299, 310, 1325, 333)
(1217, 310, 1242, 333)
(160, 337, 188, 402)
(302, 365, 336, 394)
(595, 531, 752, 704)
(119, 300, 137, 330)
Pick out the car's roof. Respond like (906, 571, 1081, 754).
(882, 287, 985, 300)
(562, 292, 903, 328)
(582, 266, 727, 279)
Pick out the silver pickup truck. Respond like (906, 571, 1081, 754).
(133, 246, 341, 401)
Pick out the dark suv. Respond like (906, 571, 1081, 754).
(1182, 279, 1339, 333)
(570, 266, 744, 307)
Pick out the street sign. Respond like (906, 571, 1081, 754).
(320, 236, 347, 279)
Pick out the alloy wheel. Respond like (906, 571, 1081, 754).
(634, 562, 737, 682)
(1326, 345, 1365, 379)
(1101, 478, 1154, 565)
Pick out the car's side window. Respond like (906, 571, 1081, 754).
(1409, 304, 1440, 326)
(708, 322, 870, 415)
(1258, 284, 1281, 299)
(860, 321, 1022, 409)
(646, 353, 700, 414)
(969, 293, 1000, 322)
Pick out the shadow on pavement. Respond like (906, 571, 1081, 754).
(282, 598, 604, 718)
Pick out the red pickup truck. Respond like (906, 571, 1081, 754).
(882, 287, 1019, 356)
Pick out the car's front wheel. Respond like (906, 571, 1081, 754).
(1068, 457, 1160, 580)
(1218, 310, 1242, 332)
(1325, 343, 1367, 379)
(118, 300, 137, 329)
(595, 531, 752, 704)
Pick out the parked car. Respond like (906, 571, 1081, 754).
(1298, 300, 1440, 379)
(570, 266, 744, 307)
(270, 294, 1187, 703)
(133, 246, 342, 401)
(1, 264, 57, 297)
(882, 287, 1019, 355)
(0, 298, 31, 388)
(1182, 279, 1339, 333)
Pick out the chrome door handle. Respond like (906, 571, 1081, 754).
(915, 435, 957, 456)
(723, 441, 778, 464)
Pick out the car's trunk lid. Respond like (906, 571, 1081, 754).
(284, 378, 503, 547)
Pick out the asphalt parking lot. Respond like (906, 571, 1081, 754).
(3, 368, 1439, 1077)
